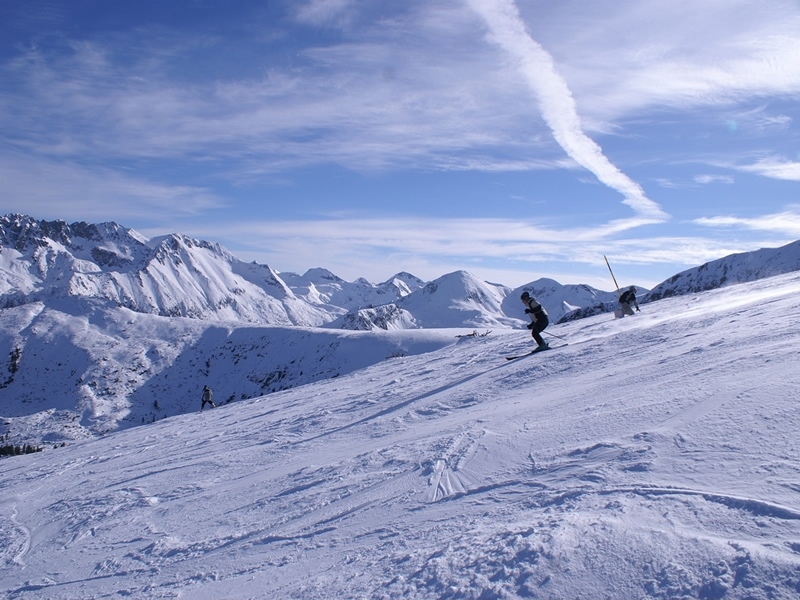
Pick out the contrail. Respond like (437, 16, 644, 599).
(467, 0, 668, 222)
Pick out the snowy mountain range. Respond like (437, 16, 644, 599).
(0, 214, 620, 330)
(646, 238, 800, 300)
(2, 214, 800, 446)
(3, 270, 800, 599)
(0, 215, 420, 328)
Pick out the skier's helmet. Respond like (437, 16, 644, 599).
(629, 286, 636, 293)
(520, 291, 530, 301)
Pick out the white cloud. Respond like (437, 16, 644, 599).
(694, 174, 735, 185)
(465, 0, 668, 222)
(696, 211, 800, 235)
(0, 20, 564, 176)
(653, 178, 685, 190)
(0, 153, 223, 223)
(738, 157, 800, 181)
(725, 106, 792, 135)
(294, 0, 359, 28)
(541, 1, 800, 122)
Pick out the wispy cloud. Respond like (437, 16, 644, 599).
(0, 11, 561, 177)
(738, 157, 800, 181)
(548, 2, 800, 122)
(3, 1, 799, 186)
(465, 0, 668, 223)
(725, 106, 792, 135)
(696, 211, 800, 236)
(694, 174, 735, 185)
(0, 153, 223, 223)
(171, 216, 778, 288)
(293, 0, 359, 28)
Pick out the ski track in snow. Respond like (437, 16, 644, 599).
(0, 503, 31, 570)
(2, 273, 800, 598)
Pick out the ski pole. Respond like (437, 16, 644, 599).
(544, 330, 567, 341)
(604, 254, 622, 297)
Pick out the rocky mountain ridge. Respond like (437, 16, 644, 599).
(647, 238, 800, 300)
(0, 214, 619, 329)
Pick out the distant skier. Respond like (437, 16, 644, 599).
(520, 291, 549, 351)
(619, 286, 640, 316)
(200, 385, 216, 411)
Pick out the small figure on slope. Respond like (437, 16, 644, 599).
(619, 286, 640, 316)
(520, 291, 549, 351)
(200, 385, 216, 411)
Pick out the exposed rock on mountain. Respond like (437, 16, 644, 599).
(328, 304, 418, 331)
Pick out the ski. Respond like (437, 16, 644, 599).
(505, 351, 535, 360)
(505, 343, 566, 360)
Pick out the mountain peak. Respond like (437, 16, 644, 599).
(398, 270, 518, 328)
(0, 214, 148, 254)
(302, 267, 343, 283)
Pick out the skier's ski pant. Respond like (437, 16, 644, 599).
(530, 314, 549, 346)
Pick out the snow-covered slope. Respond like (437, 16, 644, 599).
(647, 238, 800, 300)
(2, 272, 800, 599)
(0, 296, 466, 442)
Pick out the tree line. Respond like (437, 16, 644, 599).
(0, 443, 43, 456)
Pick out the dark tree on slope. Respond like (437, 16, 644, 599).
(0, 444, 43, 457)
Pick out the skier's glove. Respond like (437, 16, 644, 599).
(526, 323, 535, 329)
(524, 309, 532, 314)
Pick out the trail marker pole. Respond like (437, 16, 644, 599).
(604, 255, 622, 297)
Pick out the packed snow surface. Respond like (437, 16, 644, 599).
(2, 272, 800, 599)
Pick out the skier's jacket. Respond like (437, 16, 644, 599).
(619, 289, 636, 305)
(523, 296, 548, 325)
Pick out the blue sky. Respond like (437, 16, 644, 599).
(2, 0, 800, 289)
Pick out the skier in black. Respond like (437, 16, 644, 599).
(520, 291, 549, 351)
(200, 385, 216, 411)
(619, 286, 640, 316)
